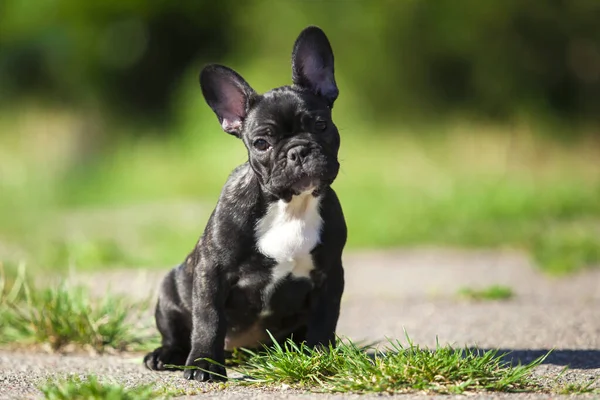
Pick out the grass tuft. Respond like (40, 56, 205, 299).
(228, 333, 546, 394)
(457, 285, 515, 301)
(40, 375, 160, 400)
(0, 265, 156, 352)
(531, 226, 600, 275)
(556, 380, 599, 395)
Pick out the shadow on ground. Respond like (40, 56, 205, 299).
(492, 349, 600, 370)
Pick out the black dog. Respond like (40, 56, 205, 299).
(144, 26, 346, 382)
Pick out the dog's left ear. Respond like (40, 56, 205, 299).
(292, 26, 339, 107)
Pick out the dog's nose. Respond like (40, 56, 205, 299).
(287, 146, 310, 164)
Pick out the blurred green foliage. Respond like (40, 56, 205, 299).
(1, 110, 599, 274)
(1, 0, 599, 127)
(0, 0, 236, 122)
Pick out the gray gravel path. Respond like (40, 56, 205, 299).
(1, 248, 599, 399)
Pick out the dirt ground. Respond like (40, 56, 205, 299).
(1, 248, 599, 399)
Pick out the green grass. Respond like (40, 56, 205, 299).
(556, 381, 599, 395)
(40, 374, 211, 399)
(2, 107, 600, 274)
(531, 225, 600, 275)
(457, 285, 515, 301)
(34, 341, 596, 397)
(40, 376, 160, 400)
(0, 265, 156, 352)
(184, 334, 547, 394)
(34, 238, 142, 271)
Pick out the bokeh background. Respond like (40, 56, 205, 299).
(1, 0, 600, 275)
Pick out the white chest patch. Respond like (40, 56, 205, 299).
(255, 192, 322, 302)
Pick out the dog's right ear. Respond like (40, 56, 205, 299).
(200, 64, 256, 137)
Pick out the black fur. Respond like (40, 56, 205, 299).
(144, 26, 347, 382)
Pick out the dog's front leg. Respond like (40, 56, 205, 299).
(183, 263, 228, 382)
(305, 260, 345, 349)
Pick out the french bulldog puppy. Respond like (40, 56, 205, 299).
(144, 26, 346, 382)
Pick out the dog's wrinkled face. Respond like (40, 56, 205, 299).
(242, 89, 340, 200)
(199, 27, 340, 201)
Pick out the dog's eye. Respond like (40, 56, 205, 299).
(253, 139, 271, 151)
(315, 120, 327, 131)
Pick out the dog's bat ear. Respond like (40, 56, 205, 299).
(291, 26, 339, 107)
(200, 64, 256, 137)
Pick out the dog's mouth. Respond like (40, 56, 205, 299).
(289, 166, 338, 197)
(291, 175, 318, 195)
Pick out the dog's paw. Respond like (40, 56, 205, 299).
(183, 358, 227, 382)
(143, 346, 188, 371)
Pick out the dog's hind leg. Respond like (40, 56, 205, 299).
(144, 269, 191, 371)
